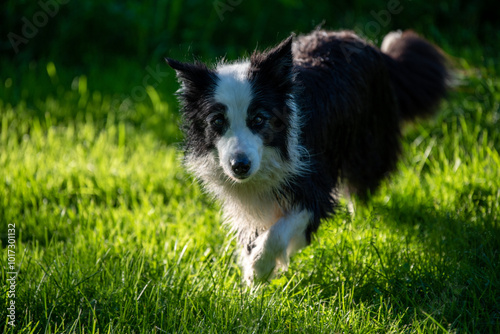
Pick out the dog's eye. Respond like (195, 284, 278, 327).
(251, 114, 266, 127)
(211, 116, 225, 128)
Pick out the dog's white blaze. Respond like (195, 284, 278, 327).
(214, 62, 252, 111)
(214, 62, 263, 181)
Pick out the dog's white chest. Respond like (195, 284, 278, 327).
(223, 193, 284, 231)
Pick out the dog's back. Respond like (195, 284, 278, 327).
(292, 30, 448, 199)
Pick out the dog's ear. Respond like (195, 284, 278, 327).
(165, 58, 215, 88)
(250, 34, 294, 81)
(165, 58, 216, 100)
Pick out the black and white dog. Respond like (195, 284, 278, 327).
(166, 30, 448, 284)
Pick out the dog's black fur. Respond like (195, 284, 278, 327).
(271, 30, 447, 242)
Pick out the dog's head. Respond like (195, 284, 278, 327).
(167, 36, 304, 189)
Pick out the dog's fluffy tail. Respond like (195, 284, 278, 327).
(381, 30, 449, 121)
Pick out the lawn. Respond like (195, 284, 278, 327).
(1, 4, 500, 333)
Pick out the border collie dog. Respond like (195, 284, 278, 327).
(166, 30, 448, 284)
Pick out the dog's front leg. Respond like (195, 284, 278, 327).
(243, 208, 312, 284)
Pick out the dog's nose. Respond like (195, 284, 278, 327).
(230, 154, 251, 177)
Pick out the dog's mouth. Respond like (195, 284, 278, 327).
(227, 172, 252, 183)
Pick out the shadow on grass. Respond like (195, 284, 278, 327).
(294, 184, 499, 331)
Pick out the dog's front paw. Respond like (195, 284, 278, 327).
(243, 231, 287, 284)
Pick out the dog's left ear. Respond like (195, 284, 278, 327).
(250, 34, 294, 81)
(165, 58, 214, 85)
(165, 58, 216, 96)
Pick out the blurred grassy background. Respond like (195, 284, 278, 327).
(1, 0, 499, 144)
(2, 0, 499, 64)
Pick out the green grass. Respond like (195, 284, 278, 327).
(1, 48, 499, 333)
